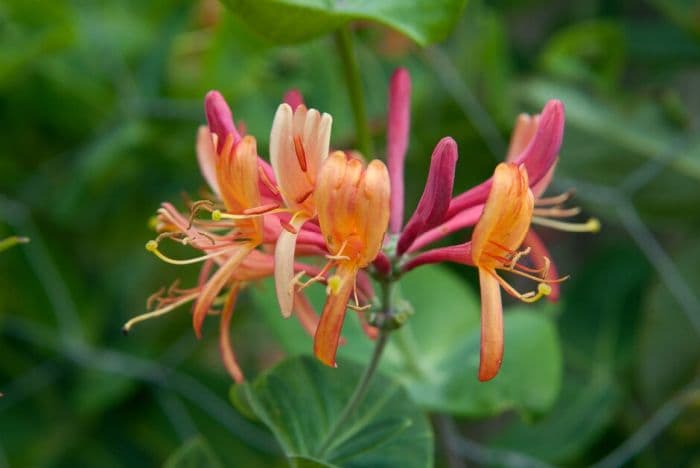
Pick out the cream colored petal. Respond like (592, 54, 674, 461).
(274, 214, 310, 318)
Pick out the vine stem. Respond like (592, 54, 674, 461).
(316, 330, 389, 458)
(335, 25, 373, 157)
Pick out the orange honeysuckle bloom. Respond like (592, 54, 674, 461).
(312, 151, 390, 367)
(471, 162, 564, 381)
(269, 103, 332, 318)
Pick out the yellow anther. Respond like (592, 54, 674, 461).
(145, 240, 158, 252)
(519, 283, 551, 303)
(327, 275, 342, 295)
(211, 209, 222, 221)
(587, 218, 601, 233)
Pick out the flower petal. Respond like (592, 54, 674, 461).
(314, 265, 357, 367)
(219, 284, 244, 383)
(478, 268, 504, 381)
(274, 214, 310, 318)
(192, 246, 251, 338)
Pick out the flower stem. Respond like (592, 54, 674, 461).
(335, 26, 373, 157)
(316, 329, 389, 458)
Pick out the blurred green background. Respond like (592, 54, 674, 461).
(1, 0, 699, 466)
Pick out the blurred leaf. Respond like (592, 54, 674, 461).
(521, 79, 700, 181)
(235, 355, 433, 467)
(492, 374, 623, 463)
(539, 20, 625, 92)
(221, 0, 468, 46)
(255, 266, 562, 417)
(638, 242, 700, 406)
(163, 437, 224, 468)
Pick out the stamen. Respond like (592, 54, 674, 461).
(325, 240, 350, 261)
(258, 165, 280, 195)
(532, 216, 601, 233)
(295, 189, 314, 204)
(145, 240, 237, 265)
(293, 135, 308, 172)
(492, 272, 551, 304)
(533, 206, 581, 218)
(212, 206, 288, 221)
(326, 275, 342, 295)
(122, 291, 199, 335)
(243, 203, 280, 215)
(187, 200, 215, 228)
(280, 220, 297, 234)
(535, 190, 575, 206)
(348, 303, 372, 312)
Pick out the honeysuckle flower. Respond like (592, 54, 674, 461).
(269, 102, 332, 318)
(124, 91, 326, 382)
(377, 71, 599, 380)
(312, 151, 390, 367)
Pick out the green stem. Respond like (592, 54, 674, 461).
(316, 278, 394, 458)
(335, 26, 373, 157)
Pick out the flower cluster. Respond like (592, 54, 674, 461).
(124, 68, 598, 383)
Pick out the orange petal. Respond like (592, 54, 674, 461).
(274, 214, 310, 318)
(192, 246, 251, 338)
(313, 266, 357, 367)
(478, 268, 504, 381)
(471, 163, 534, 267)
(219, 284, 244, 383)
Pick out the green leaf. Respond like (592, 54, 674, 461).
(492, 374, 623, 463)
(255, 265, 563, 418)
(220, 0, 468, 46)
(163, 437, 224, 468)
(236, 355, 433, 468)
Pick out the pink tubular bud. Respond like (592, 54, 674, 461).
(283, 89, 305, 109)
(205, 91, 241, 152)
(397, 137, 457, 254)
(387, 68, 412, 233)
(446, 100, 565, 218)
(512, 99, 564, 189)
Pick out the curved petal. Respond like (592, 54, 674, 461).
(193, 246, 251, 338)
(313, 265, 357, 367)
(219, 285, 244, 383)
(478, 269, 504, 382)
(274, 214, 310, 318)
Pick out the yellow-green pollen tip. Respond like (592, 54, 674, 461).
(537, 283, 552, 296)
(211, 209, 222, 221)
(327, 275, 342, 295)
(587, 218, 601, 233)
(145, 240, 158, 252)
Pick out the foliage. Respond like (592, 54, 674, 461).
(1, 0, 699, 466)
